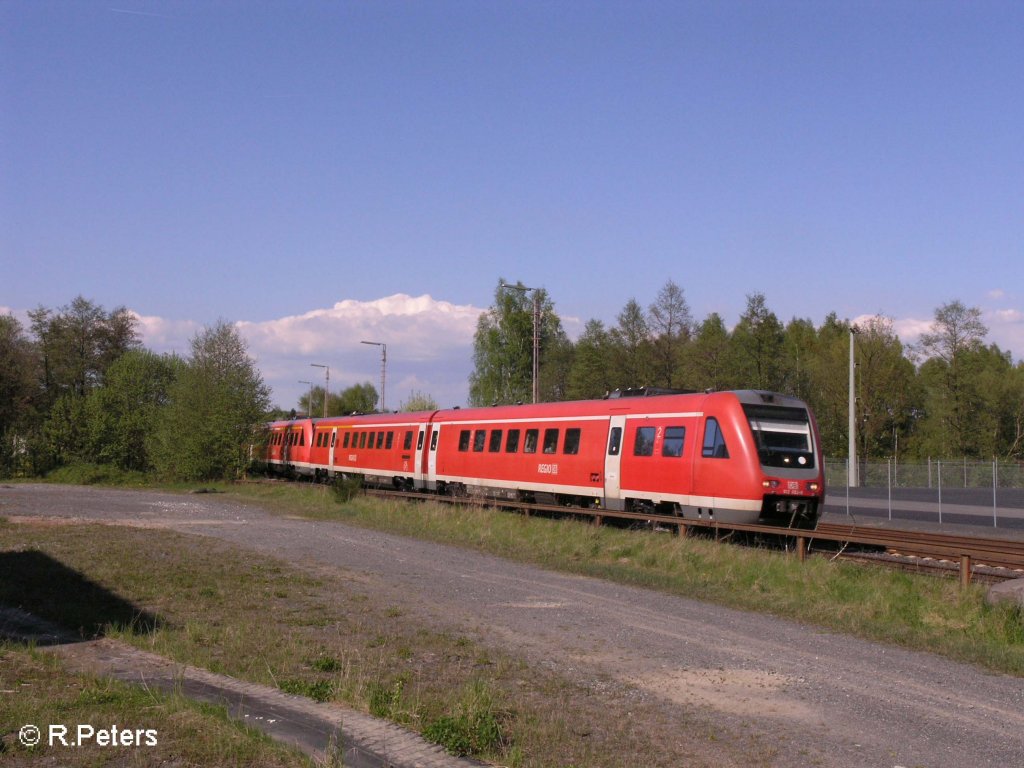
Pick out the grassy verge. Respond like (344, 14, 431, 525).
(0, 641, 308, 767)
(0, 517, 760, 768)
(228, 481, 1024, 677)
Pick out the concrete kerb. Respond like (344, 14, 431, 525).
(1, 611, 486, 768)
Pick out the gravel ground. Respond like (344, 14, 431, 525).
(3, 483, 1023, 768)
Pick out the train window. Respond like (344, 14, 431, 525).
(404, 431, 414, 450)
(608, 427, 622, 455)
(359, 432, 367, 449)
(473, 429, 486, 452)
(300, 432, 305, 446)
(489, 430, 503, 452)
(564, 428, 581, 455)
(384, 432, 392, 449)
(702, 418, 729, 459)
(376, 432, 385, 449)
(430, 431, 439, 451)
(368, 431, 377, 448)
(524, 429, 539, 454)
(543, 429, 559, 454)
(417, 431, 425, 450)
(634, 427, 655, 457)
(331, 432, 336, 448)
(459, 430, 471, 452)
(343, 433, 350, 448)
(662, 426, 686, 458)
(505, 429, 520, 453)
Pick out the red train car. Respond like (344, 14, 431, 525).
(262, 390, 824, 527)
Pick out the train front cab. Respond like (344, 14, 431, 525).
(734, 391, 823, 528)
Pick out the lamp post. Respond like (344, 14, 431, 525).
(299, 380, 313, 418)
(360, 341, 387, 413)
(310, 363, 329, 418)
(849, 325, 859, 488)
(499, 282, 540, 404)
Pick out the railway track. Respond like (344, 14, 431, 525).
(363, 486, 1024, 583)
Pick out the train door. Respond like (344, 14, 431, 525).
(328, 428, 337, 474)
(603, 415, 626, 510)
(414, 425, 429, 489)
(427, 425, 440, 490)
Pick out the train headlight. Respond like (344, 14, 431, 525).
(806, 482, 820, 492)
(762, 479, 779, 489)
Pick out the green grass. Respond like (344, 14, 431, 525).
(229, 481, 1024, 677)
(0, 642, 310, 766)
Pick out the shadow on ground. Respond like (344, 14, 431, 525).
(0, 550, 165, 644)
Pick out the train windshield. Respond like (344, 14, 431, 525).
(742, 404, 815, 469)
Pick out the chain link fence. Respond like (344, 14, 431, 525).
(824, 459, 1024, 528)
(825, 459, 1024, 491)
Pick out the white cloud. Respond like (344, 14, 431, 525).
(236, 294, 484, 409)
(131, 312, 201, 355)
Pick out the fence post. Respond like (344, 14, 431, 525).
(938, 460, 943, 525)
(960, 554, 972, 588)
(887, 458, 893, 520)
(993, 459, 998, 529)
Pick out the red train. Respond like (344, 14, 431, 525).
(262, 389, 825, 527)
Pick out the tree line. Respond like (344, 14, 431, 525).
(470, 279, 1024, 463)
(3, 285, 1021, 481)
(0, 297, 271, 480)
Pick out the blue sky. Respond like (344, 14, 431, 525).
(2, 1, 1022, 409)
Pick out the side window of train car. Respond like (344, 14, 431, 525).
(608, 426, 622, 455)
(489, 430, 503, 452)
(404, 431, 414, 450)
(343, 432, 351, 448)
(505, 429, 520, 453)
(416, 431, 424, 450)
(702, 418, 729, 459)
(430, 431, 439, 451)
(524, 429, 539, 454)
(564, 428, 581, 455)
(383, 432, 392, 449)
(359, 432, 367, 449)
(459, 430, 471, 452)
(543, 429, 559, 454)
(376, 432, 385, 449)
(634, 426, 656, 456)
(473, 429, 486, 452)
(662, 426, 686, 458)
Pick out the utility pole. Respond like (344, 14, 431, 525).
(360, 341, 387, 412)
(311, 363, 329, 418)
(849, 325, 859, 487)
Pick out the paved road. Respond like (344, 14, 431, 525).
(824, 487, 1024, 533)
(4, 484, 1024, 768)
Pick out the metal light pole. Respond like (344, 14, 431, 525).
(299, 380, 313, 417)
(848, 325, 859, 488)
(360, 340, 387, 413)
(310, 363, 329, 418)
(499, 282, 540, 404)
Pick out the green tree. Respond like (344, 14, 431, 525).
(854, 315, 919, 460)
(607, 298, 654, 390)
(731, 293, 784, 390)
(0, 314, 38, 475)
(333, 383, 379, 414)
(912, 300, 989, 458)
(685, 313, 733, 392)
(567, 319, 615, 399)
(647, 279, 693, 389)
(469, 281, 565, 405)
(399, 391, 439, 412)
(149, 321, 270, 481)
(83, 350, 181, 471)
